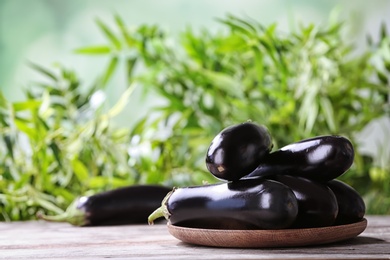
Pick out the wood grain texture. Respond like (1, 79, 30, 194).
(0, 216, 389, 259)
(168, 219, 367, 248)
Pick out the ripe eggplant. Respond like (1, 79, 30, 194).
(206, 122, 273, 181)
(38, 185, 171, 226)
(148, 179, 298, 230)
(327, 179, 366, 225)
(246, 135, 354, 182)
(268, 175, 339, 228)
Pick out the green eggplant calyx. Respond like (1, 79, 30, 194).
(37, 198, 88, 226)
(148, 189, 174, 225)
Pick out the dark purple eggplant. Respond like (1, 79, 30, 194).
(246, 135, 354, 182)
(327, 179, 366, 225)
(267, 175, 339, 228)
(205, 122, 273, 181)
(38, 185, 171, 226)
(148, 179, 298, 230)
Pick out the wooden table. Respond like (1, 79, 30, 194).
(0, 216, 389, 259)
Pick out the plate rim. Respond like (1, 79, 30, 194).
(167, 218, 368, 248)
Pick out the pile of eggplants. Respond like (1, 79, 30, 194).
(148, 122, 365, 230)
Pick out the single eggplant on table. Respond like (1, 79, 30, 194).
(266, 175, 339, 228)
(148, 178, 298, 230)
(245, 135, 354, 182)
(205, 122, 273, 181)
(38, 185, 171, 226)
(327, 179, 366, 225)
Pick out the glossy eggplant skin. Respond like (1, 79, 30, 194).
(79, 185, 171, 226)
(327, 180, 365, 225)
(246, 136, 354, 182)
(206, 122, 273, 181)
(268, 175, 339, 228)
(160, 179, 298, 230)
(39, 185, 172, 226)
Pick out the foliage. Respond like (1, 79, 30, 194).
(1, 14, 390, 220)
(0, 65, 138, 220)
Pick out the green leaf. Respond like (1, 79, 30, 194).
(257, 36, 279, 65)
(37, 114, 50, 132)
(100, 56, 119, 87)
(14, 118, 36, 139)
(384, 60, 390, 73)
(95, 18, 122, 50)
(230, 15, 258, 34)
(201, 70, 243, 98)
(114, 14, 134, 47)
(12, 100, 41, 112)
(87, 176, 109, 189)
(103, 83, 137, 118)
(3, 135, 14, 160)
(74, 45, 111, 55)
(0, 91, 8, 109)
(38, 91, 53, 120)
(318, 22, 343, 37)
(305, 101, 319, 134)
(218, 14, 257, 36)
(253, 47, 264, 80)
(380, 22, 388, 41)
(111, 128, 130, 142)
(217, 34, 246, 52)
(377, 70, 389, 85)
(28, 62, 57, 81)
(126, 57, 137, 83)
(51, 187, 76, 203)
(49, 142, 62, 167)
(320, 97, 336, 132)
(71, 158, 89, 183)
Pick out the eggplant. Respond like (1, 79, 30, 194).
(148, 179, 298, 230)
(246, 135, 354, 182)
(205, 122, 273, 181)
(327, 179, 366, 225)
(267, 175, 339, 228)
(38, 185, 172, 226)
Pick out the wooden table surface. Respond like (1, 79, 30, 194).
(0, 216, 389, 259)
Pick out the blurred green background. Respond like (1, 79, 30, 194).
(1, 0, 389, 106)
(1, 0, 390, 220)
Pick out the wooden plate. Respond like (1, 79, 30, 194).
(168, 218, 367, 248)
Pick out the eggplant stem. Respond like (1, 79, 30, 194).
(148, 189, 174, 225)
(37, 198, 87, 226)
